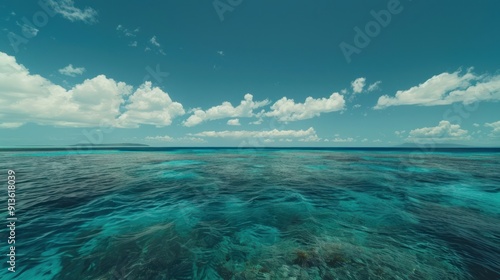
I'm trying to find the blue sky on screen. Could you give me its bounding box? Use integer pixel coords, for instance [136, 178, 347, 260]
[0, 0, 499, 147]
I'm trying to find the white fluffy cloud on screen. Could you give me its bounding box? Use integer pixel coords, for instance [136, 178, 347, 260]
[485, 121, 500, 135]
[116, 82, 185, 128]
[227, 118, 240, 126]
[351, 77, 366, 93]
[407, 121, 469, 141]
[375, 69, 500, 109]
[190, 127, 317, 139]
[265, 93, 345, 122]
[183, 94, 269, 127]
[0, 52, 183, 128]
[58, 64, 85, 77]
[47, 0, 98, 23]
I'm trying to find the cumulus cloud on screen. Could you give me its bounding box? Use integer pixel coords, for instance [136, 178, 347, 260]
[183, 94, 269, 127]
[485, 121, 500, 135]
[58, 64, 85, 77]
[375, 69, 500, 109]
[351, 77, 366, 93]
[217, 50, 224, 56]
[227, 118, 240, 126]
[46, 0, 98, 23]
[407, 121, 469, 141]
[0, 52, 183, 128]
[190, 127, 317, 139]
[265, 93, 345, 122]
[115, 82, 185, 128]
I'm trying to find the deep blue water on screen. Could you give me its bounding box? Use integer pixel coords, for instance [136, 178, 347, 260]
[0, 148, 499, 279]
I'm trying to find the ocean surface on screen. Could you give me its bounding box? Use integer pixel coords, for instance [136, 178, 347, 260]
[0, 148, 499, 279]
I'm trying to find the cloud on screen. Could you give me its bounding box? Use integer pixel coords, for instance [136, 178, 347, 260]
[265, 93, 345, 122]
[129, 41, 137, 47]
[227, 118, 240, 126]
[116, 24, 139, 37]
[250, 119, 263, 125]
[395, 130, 406, 137]
[406, 121, 469, 141]
[298, 135, 322, 142]
[331, 137, 354, 143]
[0, 52, 184, 128]
[217, 50, 224, 56]
[150, 36, 160, 47]
[367, 81, 381, 92]
[375, 69, 500, 109]
[148, 36, 165, 55]
[46, 0, 98, 23]
[145, 135, 173, 142]
[351, 77, 366, 93]
[116, 81, 185, 128]
[191, 127, 317, 139]
[0, 122, 23, 128]
[58, 64, 85, 77]
[144, 135, 207, 143]
[179, 137, 207, 143]
[485, 121, 500, 135]
[183, 94, 269, 127]
[17, 22, 39, 37]
[353, 104, 361, 108]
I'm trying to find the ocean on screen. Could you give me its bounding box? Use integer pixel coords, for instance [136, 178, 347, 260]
[0, 148, 499, 279]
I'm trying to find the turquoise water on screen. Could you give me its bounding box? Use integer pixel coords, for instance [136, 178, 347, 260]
[0, 148, 499, 279]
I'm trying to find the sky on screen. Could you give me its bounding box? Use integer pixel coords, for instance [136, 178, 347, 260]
[0, 0, 499, 147]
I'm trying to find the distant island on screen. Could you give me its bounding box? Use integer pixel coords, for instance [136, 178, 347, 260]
[396, 143, 472, 148]
[71, 143, 149, 147]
